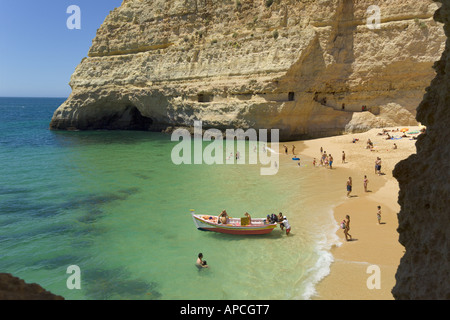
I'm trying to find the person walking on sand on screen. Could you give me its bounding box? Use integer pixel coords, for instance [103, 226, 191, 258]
[342, 151, 346, 164]
[329, 154, 334, 169]
[375, 157, 382, 175]
[346, 177, 352, 197]
[283, 144, 288, 155]
[364, 175, 369, 192]
[377, 206, 382, 225]
[344, 215, 352, 241]
[292, 145, 296, 156]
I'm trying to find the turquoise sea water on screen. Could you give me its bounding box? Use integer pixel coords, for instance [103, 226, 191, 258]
[0, 97, 342, 300]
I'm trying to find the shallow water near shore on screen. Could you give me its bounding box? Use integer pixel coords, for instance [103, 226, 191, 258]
[0, 97, 346, 300]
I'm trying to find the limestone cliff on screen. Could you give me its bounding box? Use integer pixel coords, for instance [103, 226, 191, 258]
[393, 0, 450, 300]
[50, 0, 445, 140]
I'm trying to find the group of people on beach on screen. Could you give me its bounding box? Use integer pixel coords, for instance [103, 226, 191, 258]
[314, 141, 386, 242]
[346, 175, 370, 197]
[311, 147, 334, 169]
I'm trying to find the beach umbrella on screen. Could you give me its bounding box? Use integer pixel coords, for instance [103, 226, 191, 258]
[400, 128, 409, 132]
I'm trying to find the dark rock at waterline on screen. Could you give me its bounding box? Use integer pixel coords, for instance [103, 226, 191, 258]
[0, 273, 64, 300]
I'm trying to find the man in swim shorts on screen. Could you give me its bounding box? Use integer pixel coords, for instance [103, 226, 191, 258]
[282, 216, 291, 235]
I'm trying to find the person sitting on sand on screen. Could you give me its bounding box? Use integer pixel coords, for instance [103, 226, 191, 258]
[218, 210, 229, 224]
[196, 253, 208, 269]
[393, 143, 397, 150]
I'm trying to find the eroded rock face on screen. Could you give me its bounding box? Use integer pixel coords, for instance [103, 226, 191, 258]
[50, 0, 445, 140]
[393, 0, 450, 300]
[0, 273, 64, 300]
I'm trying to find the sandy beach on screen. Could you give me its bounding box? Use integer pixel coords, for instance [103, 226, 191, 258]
[291, 126, 421, 300]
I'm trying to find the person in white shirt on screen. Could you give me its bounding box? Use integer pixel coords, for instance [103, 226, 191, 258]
[282, 216, 291, 236]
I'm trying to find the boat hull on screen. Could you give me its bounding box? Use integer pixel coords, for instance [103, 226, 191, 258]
[191, 213, 277, 235]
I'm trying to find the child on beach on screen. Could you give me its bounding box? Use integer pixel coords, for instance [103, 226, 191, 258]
[313, 158, 316, 167]
[329, 154, 333, 169]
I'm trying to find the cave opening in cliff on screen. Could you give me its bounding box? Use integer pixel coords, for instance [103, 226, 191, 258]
[100, 105, 153, 131]
[288, 92, 295, 101]
[125, 105, 153, 131]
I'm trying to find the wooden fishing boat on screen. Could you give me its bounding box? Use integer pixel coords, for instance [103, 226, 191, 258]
[190, 210, 277, 235]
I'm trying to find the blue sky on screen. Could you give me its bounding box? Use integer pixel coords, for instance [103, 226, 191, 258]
[0, 0, 123, 97]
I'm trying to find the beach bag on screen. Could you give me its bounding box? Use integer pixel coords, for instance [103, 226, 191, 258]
[341, 221, 346, 229]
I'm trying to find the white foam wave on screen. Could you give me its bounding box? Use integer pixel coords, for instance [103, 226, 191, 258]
[300, 208, 342, 300]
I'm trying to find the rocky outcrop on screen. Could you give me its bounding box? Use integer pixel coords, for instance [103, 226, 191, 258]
[0, 273, 64, 300]
[50, 0, 445, 140]
[392, 0, 450, 300]
[345, 103, 418, 132]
